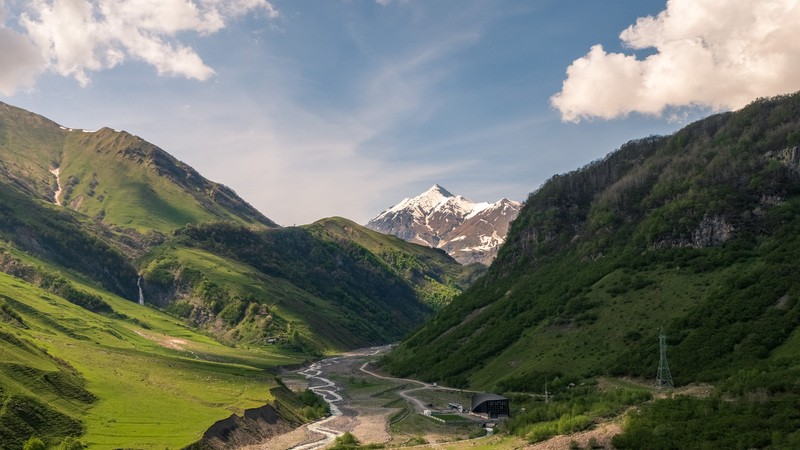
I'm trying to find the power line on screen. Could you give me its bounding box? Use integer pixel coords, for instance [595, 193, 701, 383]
[656, 327, 674, 390]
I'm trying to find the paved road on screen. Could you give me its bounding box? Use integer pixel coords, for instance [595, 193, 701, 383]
[359, 361, 478, 414]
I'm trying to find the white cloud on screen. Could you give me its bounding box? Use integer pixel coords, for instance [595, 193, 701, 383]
[0, 0, 277, 90]
[0, 27, 45, 95]
[552, 0, 800, 122]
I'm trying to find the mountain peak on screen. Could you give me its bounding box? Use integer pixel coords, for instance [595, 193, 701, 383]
[425, 184, 454, 198]
[366, 185, 521, 265]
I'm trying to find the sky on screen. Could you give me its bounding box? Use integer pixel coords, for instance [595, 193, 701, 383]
[2, 0, 800, 226]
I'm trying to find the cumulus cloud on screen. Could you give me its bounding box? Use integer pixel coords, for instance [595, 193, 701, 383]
[552, 0, 800, 122]
[0, 27, 45, 95]
[0, 0, 277, 91]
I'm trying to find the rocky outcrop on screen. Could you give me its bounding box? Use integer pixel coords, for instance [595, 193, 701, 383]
[768, 146, 800, 173]
[691, 215, 734, 248]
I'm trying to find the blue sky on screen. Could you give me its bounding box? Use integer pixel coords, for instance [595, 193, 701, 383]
[2, 0, 800, 225]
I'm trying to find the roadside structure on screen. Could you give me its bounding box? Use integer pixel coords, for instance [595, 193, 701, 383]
[470, 393, 509, 419]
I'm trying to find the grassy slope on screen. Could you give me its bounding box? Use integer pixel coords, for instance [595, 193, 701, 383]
[0, 178, 139, 298]
[0, 101, 274, 234]
[59, 129, 275, 233]
[467, 265, 711, 387]
[0, 102, 65, 200]
[135, 218, 482, 355]
[61, 130, 210, 232]
[142, 222, 435, 350]
[0, 271, 302, 449]
[141, 242, 365, 350]
[306, 217, 483, 309]
[383, 93, 800, 391]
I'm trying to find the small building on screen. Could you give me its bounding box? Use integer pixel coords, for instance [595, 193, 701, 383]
[471, 393, 509, 419]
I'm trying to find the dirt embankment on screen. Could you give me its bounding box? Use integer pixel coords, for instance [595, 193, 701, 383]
[187, 387, 305, 450]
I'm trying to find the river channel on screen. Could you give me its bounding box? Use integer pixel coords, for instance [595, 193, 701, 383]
[244, 345, 490, 449]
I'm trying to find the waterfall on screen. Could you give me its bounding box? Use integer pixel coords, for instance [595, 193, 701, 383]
[137, 276, 145, 305]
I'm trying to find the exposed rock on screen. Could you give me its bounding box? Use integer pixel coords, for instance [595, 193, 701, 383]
[691, 215, 734, 248]
[189, 403, 298, 450]
[769, 146, 800, 173]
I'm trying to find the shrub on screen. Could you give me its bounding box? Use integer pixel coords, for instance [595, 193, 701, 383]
[23, 437, 45, 450]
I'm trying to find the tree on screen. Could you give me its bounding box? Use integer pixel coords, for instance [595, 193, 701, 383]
[23, 437, 45, 450]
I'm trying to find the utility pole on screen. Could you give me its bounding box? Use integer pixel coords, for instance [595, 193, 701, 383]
[656, 327, 674, 390]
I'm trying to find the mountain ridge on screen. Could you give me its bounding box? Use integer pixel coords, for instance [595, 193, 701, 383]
[0, 101, 276, 234]
[366, 184, 521, 265]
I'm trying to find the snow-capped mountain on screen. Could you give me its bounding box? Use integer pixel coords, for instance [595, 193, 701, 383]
[366, 184, 522, 265]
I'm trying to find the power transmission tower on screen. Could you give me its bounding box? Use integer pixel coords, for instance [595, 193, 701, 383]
[544, 381, 550, 404]
[656, 327, 674, 390]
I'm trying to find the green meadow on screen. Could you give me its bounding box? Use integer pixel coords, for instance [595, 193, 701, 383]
[0, 271, 303, 449]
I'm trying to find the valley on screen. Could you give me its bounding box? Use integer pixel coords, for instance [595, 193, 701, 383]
[258, 347, 507, 450]
[3, 93, 800, 448]
[3, 1, 800, 448]
[0, 101, 480, 449]
[254, 349, 667, 450]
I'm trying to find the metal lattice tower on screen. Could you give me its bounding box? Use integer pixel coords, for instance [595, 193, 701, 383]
[656, 327, 674, 390]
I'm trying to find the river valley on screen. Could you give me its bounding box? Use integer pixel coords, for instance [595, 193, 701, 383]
[243, 346, 520, 450]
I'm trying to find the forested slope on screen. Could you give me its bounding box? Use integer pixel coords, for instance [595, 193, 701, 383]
[384, 93, 800, 389]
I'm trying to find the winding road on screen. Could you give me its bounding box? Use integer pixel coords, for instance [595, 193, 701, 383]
[359, 362, 478, 414]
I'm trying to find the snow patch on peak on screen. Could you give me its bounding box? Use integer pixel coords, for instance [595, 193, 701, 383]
[465, 201, 492, 220]
[366, 184, 522, 265]
[425, 184, 454, 197]
[387, 184, 457, 216]
[434, 195, 476, 216]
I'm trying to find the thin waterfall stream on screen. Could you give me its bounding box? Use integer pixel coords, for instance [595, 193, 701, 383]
[49, 167, 63, 206]
[137, 276, 145, 305]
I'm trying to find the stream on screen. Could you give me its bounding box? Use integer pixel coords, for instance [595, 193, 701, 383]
[50, 167, 63, 206]
[255, 346, 487, 450]
[289, 357, 347, 450]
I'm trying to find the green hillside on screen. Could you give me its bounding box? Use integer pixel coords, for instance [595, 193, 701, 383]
[382, 93, 800, 445]
[132, 218, 477, 353]
[141, 222, 432, 349]
[0, 102, 65, 201]
[0, 101, 274, 234]
[306, 217, 484, 309]
[58, 128, 276, 233]
[0, 270, 304, 449]
[0, 178, 138, 299]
